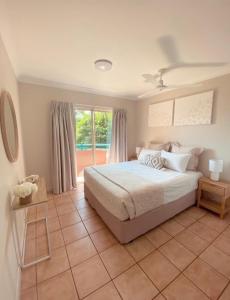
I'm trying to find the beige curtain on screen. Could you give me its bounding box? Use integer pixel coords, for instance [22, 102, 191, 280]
[51, 101, 77, 194]
[110, 109, 127, 162]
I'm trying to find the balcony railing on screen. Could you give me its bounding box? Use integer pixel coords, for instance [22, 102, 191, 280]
[76, 143, 110, 150]
[76, 144, 110, 177]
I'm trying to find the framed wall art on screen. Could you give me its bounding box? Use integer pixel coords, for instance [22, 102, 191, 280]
[174, 90, 213, 126]
[148, 100, 174, 127]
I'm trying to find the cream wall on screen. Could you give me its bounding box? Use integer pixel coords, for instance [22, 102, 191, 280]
[136, 73, 230, 181]
[19, 83, 137, 191]
[0, 36, 25, 300]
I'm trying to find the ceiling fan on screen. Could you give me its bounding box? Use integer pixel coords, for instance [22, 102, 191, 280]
[138, 35, 227, 99]
[139, 68, 202, 98]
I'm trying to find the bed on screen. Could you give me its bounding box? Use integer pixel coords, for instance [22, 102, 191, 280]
[84, 160, 202, 243]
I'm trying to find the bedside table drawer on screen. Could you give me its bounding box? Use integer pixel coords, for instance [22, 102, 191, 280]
[200, 182, 225, 196]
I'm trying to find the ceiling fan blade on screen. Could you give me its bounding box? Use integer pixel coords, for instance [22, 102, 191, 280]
[155, 62, 228, 75]
[178, 62, 227, 68]
[155, 35, 228, 77]
[165, 83, 203, 89]
[142, 73, 159, 83]
[157, 35, 180, 65]
[138, 89, 158, 99]
[139, 83, 203, 98]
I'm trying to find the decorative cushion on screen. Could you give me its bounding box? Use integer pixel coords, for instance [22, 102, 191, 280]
[142, 154, 165, 170]
[161, 150, 191, 173]
[138, 148, 160, 162]
[169, 141, 181, 152]
[171, 145, 204, 171]
[149, 142, 170, 151]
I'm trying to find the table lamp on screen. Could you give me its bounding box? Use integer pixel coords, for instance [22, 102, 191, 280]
[209, 159, 223, 181]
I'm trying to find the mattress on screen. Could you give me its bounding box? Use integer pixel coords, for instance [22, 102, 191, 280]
[84, 160, 202, 221]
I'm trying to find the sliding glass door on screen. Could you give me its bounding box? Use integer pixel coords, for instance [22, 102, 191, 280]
[75, 110, 94, 177]
[75, 109, 112, 178]
[94, 111, 112, 165]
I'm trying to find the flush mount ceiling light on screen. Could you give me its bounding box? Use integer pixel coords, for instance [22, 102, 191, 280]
[94, 59, 112, 72]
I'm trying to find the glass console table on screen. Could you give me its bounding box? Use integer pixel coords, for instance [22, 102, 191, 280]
[11, 178, 51, 268]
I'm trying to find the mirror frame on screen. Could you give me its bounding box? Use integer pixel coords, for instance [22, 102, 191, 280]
[0, 90, 19, 162]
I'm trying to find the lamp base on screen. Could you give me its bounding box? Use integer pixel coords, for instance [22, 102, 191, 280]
[210, 172, 220, 181]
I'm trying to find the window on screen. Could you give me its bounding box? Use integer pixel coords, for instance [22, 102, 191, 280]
[75, 108, 112, 178]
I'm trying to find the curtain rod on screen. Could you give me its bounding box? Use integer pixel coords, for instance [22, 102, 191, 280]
[74, 103, 113, 111]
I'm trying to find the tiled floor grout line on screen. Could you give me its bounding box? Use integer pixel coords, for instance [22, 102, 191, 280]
[217, 282, 230, 300]
[23, 195, 230, 300]
[28, 220, 229, 300]
[137, 213, 230, 299]
[79, 208, 125, 300]
[48, 200, 207, 295]
[79, 200, 160, 300]
[64, 244, 81, 299]
[214, 235, 230, 257]
[53, 194, 230, 269]
[35, 239, 38, 300]
[145, 231, 173, 249]
[124, 239, 156, 263]
[179, 218, 230, 279]
[33, 239, 83, 299]
[161, 210, 230, 257]
[137, 242, 211, 299]
[56, 189, 123, 299]
[178, 219, 230, 299]
[137, 248, 182, 296]
[81, 281, 118, 300]
[25, 207, 60, 299]
[89, 232, 118, 252]
[22, 196, 82, 297]
[84, 209, 170, 299]
[34, 266, 78, 294]
[182, 259, 229, 300]
[69, 251, 99, 267]
[158, 242, 198, 271]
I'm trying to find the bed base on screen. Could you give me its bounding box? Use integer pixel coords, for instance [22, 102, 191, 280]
[84, 184, 196, 244]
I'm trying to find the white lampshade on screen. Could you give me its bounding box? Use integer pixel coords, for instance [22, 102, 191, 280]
[209, 159, 223, 173]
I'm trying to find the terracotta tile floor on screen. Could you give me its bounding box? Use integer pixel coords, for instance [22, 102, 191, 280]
[21, 184, 230, 300]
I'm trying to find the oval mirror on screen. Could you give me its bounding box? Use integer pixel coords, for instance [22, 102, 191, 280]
[0, 90, 19, 162]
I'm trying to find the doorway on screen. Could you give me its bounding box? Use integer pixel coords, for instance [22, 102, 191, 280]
[75, 109, 112, 179]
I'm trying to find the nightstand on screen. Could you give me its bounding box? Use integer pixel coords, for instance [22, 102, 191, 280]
[197, 177, 230, 219]
[128, 155, 137, 161]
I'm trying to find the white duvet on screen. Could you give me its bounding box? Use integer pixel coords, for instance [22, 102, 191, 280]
[84, 160, 202, 221]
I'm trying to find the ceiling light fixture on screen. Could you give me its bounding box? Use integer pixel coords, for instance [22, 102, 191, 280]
[94, 59, 112, 72]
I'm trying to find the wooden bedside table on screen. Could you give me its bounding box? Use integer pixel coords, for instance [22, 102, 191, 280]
[128, 155, 137, 161]
[197, 177, 230, 219]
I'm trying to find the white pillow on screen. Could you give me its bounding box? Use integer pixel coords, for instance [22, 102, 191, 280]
[171, 145, 204, 171]
[138, 148, 160, 162]
[161, 150, 191, 173]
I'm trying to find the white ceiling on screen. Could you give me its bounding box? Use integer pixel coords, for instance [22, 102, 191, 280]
[1, 0, 230, 100]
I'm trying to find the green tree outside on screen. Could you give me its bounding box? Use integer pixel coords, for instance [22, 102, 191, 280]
[76, 111, 112, 149]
